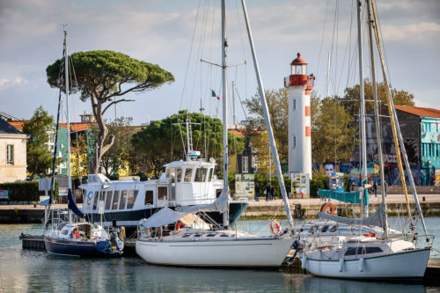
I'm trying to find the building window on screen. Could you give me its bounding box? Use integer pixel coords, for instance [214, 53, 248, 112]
[293, 136, 296, 149]
[6, 144, 14, 165]
[293, 99, 296, 110]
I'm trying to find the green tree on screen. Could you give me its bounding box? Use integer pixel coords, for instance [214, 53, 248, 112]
[244, 89, 289, 164]
[341, 80, 415, 116]
[101, 117, 138, 178]
[46, 50, 174, 173]
[312, 97, 357, 164]
[23, 107, 53, 178]
[132, 111, 243, 177]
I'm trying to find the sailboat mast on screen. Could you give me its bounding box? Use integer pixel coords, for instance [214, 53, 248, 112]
[240, 0, 294, 229]
[64, 29, 72, 191]
[366, 0, 388, 238]
[221, 0, 229, 227]
[370, 0, 428, 235]
[64, 29, 73, 223]
[357, 0, 369, 217]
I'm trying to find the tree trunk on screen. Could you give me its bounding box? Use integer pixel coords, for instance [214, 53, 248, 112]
[91, 97, 115, 174]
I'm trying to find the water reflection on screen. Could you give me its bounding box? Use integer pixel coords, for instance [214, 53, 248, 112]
[300, 276, 426, 293]
[0, 224, 439, 292]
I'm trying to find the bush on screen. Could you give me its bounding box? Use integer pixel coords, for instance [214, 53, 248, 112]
[0, 181, 40, 202]
[253, 173, 291, 198]
[310, 172, 328, 197]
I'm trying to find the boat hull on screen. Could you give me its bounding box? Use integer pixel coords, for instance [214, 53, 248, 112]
[44, 236, 121, 258]
[136, 237, 293, 268]
[303, 248, 431, 279]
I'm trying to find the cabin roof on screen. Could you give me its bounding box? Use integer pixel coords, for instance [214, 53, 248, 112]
[165, 159, 216, 168]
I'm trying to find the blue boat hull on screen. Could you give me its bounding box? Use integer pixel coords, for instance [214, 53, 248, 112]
[44, 236, 121, 258]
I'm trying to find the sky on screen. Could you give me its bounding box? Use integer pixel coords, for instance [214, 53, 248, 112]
[0, 0, 439, 125]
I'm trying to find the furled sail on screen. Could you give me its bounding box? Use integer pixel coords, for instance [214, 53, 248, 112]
[139, 207, 208, 229]
[67, 189, 84, 218]
[318, 205, 385, 227]
[139, 207, 186, 228]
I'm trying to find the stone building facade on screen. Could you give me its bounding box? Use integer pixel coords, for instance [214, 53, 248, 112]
[0, 118, 27, 183]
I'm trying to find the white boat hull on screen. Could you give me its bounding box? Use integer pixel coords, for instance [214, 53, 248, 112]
[136, 237, 293, 268]
[303, 248, 430, 279]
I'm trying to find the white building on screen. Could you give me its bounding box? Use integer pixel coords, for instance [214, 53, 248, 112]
[0, 118, 27, 183]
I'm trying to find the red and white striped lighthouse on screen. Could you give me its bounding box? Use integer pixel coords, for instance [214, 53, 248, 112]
[285, 53, 315, 179]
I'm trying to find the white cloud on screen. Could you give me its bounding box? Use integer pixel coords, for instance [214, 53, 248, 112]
[382, 22, 440, 41]
[0, 77, 27, 90]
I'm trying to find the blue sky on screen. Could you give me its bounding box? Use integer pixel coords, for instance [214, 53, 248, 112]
[0, 0, 439, 125]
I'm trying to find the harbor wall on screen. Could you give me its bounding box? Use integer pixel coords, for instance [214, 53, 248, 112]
[2, 196, 440, 223]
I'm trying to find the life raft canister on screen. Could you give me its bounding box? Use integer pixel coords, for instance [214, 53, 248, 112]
[320, 202, 337, 215]
[270, 220, 282, 235]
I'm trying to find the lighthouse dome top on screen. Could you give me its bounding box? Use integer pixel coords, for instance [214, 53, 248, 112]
[291, 53, 308, 66]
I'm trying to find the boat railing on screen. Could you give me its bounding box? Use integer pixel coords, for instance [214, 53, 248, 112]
[411, 234, 435, 249]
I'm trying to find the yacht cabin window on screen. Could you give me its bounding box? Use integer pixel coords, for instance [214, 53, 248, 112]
[112, 191, 120, 210]
[93, 191, 99, 209]
[96, 191, 105, 210]
[194, 167, 207, 182]
[105, 191, 113, 210]
[145, 190, 154, 205]
[158, 187, 168, 200]
[184, 168, 193, 182]
[166, 168, 176, 182]
[176, 168, 183, 182]
[208, 168, 213, 182]
[127, 190, 138, 209]
[119, 190, 128, 209]
[344, 246, 383, 256]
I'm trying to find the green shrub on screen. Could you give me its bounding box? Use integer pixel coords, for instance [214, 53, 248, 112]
[310, 172, 328, 197]
[0, 181, 40, 202]
[253, 173, 291, 198]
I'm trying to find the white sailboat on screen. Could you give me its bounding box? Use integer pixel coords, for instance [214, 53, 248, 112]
[301, 0, 432, 279]
[136, 0, 295, 268]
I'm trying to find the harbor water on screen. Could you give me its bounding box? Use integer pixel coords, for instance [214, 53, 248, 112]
[1, 219, 440, 292]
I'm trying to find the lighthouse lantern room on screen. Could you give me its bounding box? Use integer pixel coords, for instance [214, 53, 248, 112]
[285, 53, 315, 197]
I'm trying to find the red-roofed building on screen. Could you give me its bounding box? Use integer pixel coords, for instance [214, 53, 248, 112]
[396, 105, 440, 119]
[395, 106, 440, 181]
[351, 105, 440, 185]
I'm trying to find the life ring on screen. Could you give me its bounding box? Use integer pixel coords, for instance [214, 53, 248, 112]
[320, 202, 337, 215]
[270, 220, 281, 235]
[175, 221, 183, 231]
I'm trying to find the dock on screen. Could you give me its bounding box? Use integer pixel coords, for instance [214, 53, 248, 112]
[3, 194, 440, 223]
